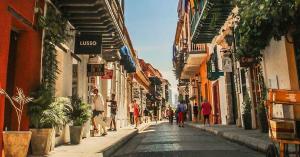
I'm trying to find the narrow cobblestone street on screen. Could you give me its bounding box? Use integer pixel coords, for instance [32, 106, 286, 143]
[112, 122, 264, 157]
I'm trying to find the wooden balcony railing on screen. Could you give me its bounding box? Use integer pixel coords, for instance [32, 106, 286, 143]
[109, 0, 124, 32]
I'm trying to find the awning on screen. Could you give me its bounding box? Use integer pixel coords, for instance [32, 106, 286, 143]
[119, 46, 136, 73]
[53, 0, 125, 50]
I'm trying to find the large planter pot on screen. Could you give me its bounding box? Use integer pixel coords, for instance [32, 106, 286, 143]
[243, 115, 252, 130]
[30, 128, 54, 155]
[69, 126, 83, 144]
[259, 111, 269, 133]
[3, 131, 31, 157]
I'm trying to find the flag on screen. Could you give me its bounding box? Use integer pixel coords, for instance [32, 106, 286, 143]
[177, 0, 182, 14]
[190, 0, 195, 9]
[184, 0, 189, 13]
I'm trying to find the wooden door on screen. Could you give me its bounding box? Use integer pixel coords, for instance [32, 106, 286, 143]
[4, 31, 18, 130]
[213, 81, 221, 124]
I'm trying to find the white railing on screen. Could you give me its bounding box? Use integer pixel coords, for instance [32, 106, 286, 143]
[190, 43, 206, 53]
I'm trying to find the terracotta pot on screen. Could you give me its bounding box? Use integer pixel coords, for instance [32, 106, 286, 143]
[69, 126, 83, 144]
[30, 128, 54, 155]
[3, 131, 32, 157]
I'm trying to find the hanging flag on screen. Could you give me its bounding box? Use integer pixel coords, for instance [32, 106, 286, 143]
[184, 0, 189, 13]
[190, 0, 195, 9]
[189, 0, 195, 15]
[177, 0, 182, 14]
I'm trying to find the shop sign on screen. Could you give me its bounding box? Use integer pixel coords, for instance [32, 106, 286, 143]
[132, 82, 141, 99]
[87, 64, 104, 76]
[207, 49, 224, 80]
[239, 57, 256, 67]
[101, 69, 113, 79]
[222, 56, 232, 72]
[75, 34, 102, 54]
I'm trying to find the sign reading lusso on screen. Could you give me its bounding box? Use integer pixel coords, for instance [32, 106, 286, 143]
[75, 34, 102, 54]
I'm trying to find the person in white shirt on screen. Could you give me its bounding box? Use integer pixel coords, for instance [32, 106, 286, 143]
[129, 101, 134, 125]
[92, 89, 107, 136]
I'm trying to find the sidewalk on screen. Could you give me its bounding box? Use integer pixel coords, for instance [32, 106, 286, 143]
[29, 122, 153, 157]
[186, 122, 272, 153]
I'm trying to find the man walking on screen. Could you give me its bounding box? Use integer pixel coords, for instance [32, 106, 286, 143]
[107, 94, 117, 131]
[143, 108, 149, 123]
[201, 99, 212, 126]
[193, 103, 199, 122]
[168, 106, 174, 125]
[92, 89, 107, 136]
[177, 101, 186, 127]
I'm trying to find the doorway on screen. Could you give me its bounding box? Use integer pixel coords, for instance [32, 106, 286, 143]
[4, 31, 18, 131]
[212, 81, 221, 124]
[294, 34, 300, 88]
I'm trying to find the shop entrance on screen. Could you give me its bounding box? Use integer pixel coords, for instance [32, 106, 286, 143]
[212, 81, 221, 124]
[249, 65, 262, 128]
[4, 31, 18, 131]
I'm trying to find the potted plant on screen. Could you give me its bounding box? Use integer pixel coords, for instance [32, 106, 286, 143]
[66, 95, 91, 144]
[27, 86, 70, 155]
[242, 93, 252, 130]
[0, 87, 33, 157]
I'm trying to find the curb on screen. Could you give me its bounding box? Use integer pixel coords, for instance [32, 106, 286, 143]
[186, 123, 270, 153]
[101, 123, 152, 157]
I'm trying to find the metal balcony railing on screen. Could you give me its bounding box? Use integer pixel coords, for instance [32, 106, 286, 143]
[190, 0, 208, 38]
[191, 0, 234, 43]
[190, 43, 206, 54]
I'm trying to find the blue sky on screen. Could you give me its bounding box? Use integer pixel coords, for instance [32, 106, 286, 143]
[125, 0, 179, 101]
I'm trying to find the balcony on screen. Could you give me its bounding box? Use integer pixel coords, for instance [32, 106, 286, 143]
[191, 0, 234, 43]
[54, 0, 125, 51]
[181, 44, 207, 79]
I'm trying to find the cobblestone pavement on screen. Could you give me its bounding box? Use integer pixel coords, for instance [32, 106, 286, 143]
[112, 122, 264, 157]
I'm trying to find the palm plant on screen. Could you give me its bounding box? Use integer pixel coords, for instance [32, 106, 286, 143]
[66, 95, 91, 126]
[27, 86, 71, 128]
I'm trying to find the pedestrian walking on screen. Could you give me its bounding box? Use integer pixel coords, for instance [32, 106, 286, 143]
[133, 100, 139, 129]
[175, 108, 179, 125]
[177, 101, 186, 127]
[168, 106, 174, 124]
[107, 94, 117, 131]
[201, 99, 212, 126]
[91, 89, 107, 136]
[143, 108, 149, 123]
[129, 101, 134, 125]
[153, 106, 158, 124]
[193, 103, 199, 122]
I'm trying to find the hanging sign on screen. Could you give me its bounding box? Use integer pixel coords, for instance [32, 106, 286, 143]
[239, 57, 256, 67]
[75, 34, 102, 54]
[101, 69, 113, 79]
[222, 56, 232, 72]
[132, 82, 140, 99]
[207, 48, 224, 80]
[87, 64, 104, 76]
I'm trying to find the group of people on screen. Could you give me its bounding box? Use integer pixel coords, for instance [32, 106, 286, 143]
[91, 88, 149, 136]
[91, 89, 118, 136]
[167, 99, 212, 128]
